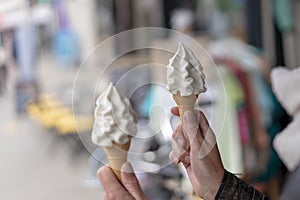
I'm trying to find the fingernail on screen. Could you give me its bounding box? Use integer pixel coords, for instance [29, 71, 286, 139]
[176, 138, 185, 147]
[184, 110, 195, 123]
[121, 162, 133, 173]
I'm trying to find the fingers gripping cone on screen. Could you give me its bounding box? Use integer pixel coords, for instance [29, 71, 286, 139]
[173, 93, 197, 148]
[103, 139, 131, 181]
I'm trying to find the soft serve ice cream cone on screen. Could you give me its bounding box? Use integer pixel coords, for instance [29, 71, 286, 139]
[167, 42, 206, 147]
[92, 83, 137, 181]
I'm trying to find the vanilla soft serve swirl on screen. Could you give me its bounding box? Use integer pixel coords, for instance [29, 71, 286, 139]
[92, 83, 137, 147]
[167, 42, 206, 96]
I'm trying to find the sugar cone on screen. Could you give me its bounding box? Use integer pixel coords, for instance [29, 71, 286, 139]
[103, 139, 131, 181]
[173, 94, 197, 149]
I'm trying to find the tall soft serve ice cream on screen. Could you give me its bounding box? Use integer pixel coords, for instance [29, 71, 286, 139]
[167, 42, 206, 148]
[92, 83, 137, 181]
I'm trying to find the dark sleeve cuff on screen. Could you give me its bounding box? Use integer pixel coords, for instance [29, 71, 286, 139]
[215, 170, 271, 200]
[215, 170, 229, 199]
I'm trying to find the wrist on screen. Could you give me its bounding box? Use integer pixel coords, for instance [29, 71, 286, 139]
[202, 169, 225, 200]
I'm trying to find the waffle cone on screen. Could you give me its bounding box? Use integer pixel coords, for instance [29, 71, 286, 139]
[103, 139, 131, 181]
[173, 94, 197, 148]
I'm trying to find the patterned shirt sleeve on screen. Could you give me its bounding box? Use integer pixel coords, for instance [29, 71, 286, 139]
[215, 170, 271, 200]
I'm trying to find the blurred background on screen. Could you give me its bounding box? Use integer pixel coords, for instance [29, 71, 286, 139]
[0, 0, 299, 199]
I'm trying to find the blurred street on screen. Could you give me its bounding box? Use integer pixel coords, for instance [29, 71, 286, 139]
[0, 55, 101, 200]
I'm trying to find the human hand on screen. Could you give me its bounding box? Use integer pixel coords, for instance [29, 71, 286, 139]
[169, 107, 225, 200]
[98, 162, 148, 200]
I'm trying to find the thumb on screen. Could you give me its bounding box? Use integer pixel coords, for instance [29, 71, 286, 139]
[183, 110, 203, 151]
[121, 162, 146, 200]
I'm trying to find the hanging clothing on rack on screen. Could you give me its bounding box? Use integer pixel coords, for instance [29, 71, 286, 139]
[208, 38, 283, 183]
